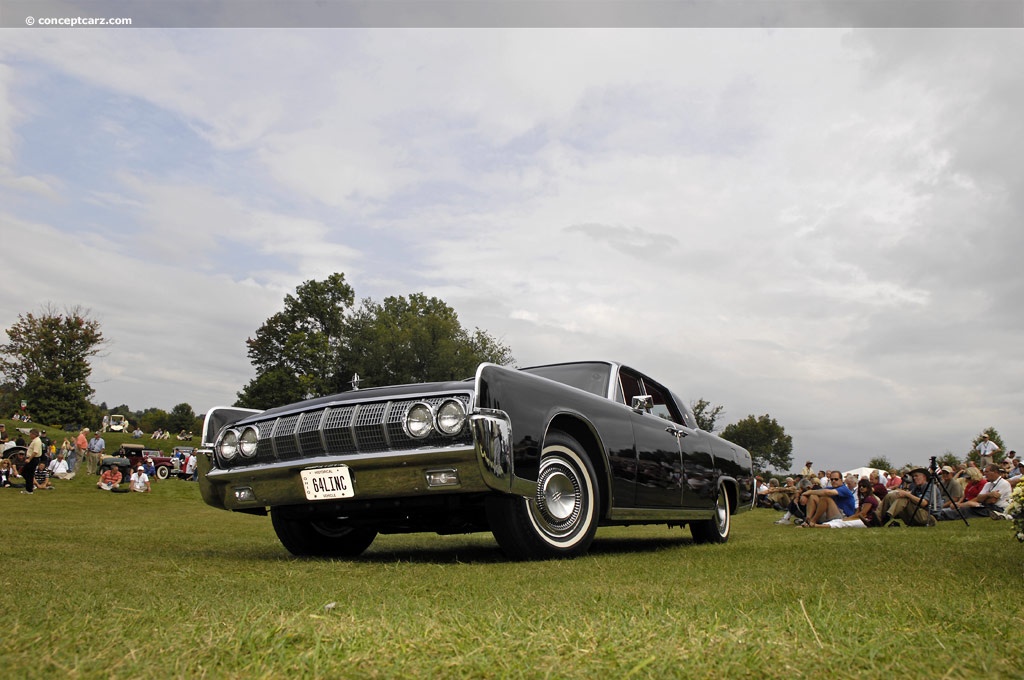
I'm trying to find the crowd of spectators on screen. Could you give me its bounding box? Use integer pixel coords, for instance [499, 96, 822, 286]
[757, 455, 1021, 528]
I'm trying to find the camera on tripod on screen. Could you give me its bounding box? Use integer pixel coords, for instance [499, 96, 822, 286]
[929, 455, 938, 472]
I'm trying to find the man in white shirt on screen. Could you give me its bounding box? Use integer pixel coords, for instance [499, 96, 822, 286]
[130, 466, 151, 493]
[976, 434, 1000, 467]
[48, 451, 75, 480]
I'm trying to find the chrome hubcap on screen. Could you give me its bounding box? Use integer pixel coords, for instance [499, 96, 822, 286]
[541, 471, 576, 521]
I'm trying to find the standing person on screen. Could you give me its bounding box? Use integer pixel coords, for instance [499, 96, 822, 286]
[87, 431, 106, 476]
[976, 434, 1000, 467]
[76, 428, 90, 474]
[20, 428, 43, 495]
[800, 460, 814, 478]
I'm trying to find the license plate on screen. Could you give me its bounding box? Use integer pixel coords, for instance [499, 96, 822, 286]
[300, 465, 355, 500]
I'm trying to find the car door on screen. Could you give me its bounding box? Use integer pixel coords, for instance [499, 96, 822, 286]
[617, 369, 686, 508]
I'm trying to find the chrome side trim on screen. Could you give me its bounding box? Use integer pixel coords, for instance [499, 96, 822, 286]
[608, 507, 714, 521]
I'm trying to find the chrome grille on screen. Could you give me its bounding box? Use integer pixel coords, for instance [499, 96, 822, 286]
[218, 394, 472, 469]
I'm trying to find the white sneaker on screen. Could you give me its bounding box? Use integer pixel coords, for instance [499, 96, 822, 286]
[774, 517, 791, 525]
[990, 510, 1010, 520]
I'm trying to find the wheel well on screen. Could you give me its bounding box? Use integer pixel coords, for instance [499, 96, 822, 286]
[720, 478, 738, 514]
[547, 415, 609, 518]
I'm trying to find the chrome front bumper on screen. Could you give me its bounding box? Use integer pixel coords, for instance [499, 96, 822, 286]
[201, 408, 533, 511]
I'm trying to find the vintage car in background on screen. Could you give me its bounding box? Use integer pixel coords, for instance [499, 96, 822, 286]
[102, 444, 177, 480]
[198, 361, 754, 560]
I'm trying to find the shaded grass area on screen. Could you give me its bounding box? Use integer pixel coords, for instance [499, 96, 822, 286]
[1, 473, 1021, 679]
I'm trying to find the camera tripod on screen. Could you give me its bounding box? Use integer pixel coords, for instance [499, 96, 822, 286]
[910, 456, 969, 526]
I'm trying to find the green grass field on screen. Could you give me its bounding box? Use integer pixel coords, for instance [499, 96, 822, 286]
[2, 425, 1022, 678]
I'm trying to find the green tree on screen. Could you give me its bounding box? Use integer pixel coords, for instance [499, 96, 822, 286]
[867, 456, 893, 472]
[168, 403, 197, 434]
[239, 273, 356, 403]
[720, 414, 793, 473]
[690, 399, 725, 432]
[967, 427, 1006, 465]
[0, 305, 105, 427]
[236, 275, 514, 408]
[342, 293, 514, 387]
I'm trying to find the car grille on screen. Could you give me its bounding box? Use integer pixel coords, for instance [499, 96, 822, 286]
[218, 394, 473, 469]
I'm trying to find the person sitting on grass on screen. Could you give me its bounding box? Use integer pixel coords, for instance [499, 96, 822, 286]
[799, 470, 857, 527]
[97, 467, 122, 491]
[937, 464, 1011, 520]
[959, 466, 986, 502]
[810, 479, 882, 528]
[774, 475, 817, 524]
[880, 467, 935, 526]
[34, 464, 55, 490]
[130, 466, 151, 493]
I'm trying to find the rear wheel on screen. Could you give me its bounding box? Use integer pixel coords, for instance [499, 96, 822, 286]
[270, 508, 378, 558]
[690, 486, 731, 544]
[155, 466, 169, 480]
[486, 432, 599, 560]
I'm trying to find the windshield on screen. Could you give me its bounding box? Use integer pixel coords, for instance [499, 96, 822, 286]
[521, 362, 611, 397]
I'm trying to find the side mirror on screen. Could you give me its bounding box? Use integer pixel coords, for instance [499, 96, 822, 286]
[631, 395, 654, 413]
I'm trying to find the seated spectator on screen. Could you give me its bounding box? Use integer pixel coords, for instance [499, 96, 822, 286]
[937, 466, 964, 508]
[132, 427, 144, 439]
[937, 464, 1012, 520]
[755, 476, 772, 508]
[142, 457, 156, 477]
[34, 465, 54, 490]
[48, 451, 75, 480]
[97, 467, 122, 491]
[800, 471, 857, 527]
[775, 476, 819, 524]
[768, 477, 795, 510]
[811, 479, 882, 528]
[0, 459, 15, 487]
[886, 469, 902, 491]
[880, 467, 935, 526]
[868, 470, 888, 500]
[129, 466, 151, 493]
[959, 467, 986, 502]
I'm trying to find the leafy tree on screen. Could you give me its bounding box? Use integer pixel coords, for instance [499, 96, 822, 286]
[239, 273, 356, 404]
[135, 407, 170, 433]
[867, 456, 893, 472]
[168, 402, 197, 434]
[720, 414, 793, 473]
[690, 399, 725, 432]
[936, 452, 961, 469]
[0, 305, 105, 427]
[967, 427, 1006, 465]
[342, 293, 514, 387]
[236, 275, 514, 408]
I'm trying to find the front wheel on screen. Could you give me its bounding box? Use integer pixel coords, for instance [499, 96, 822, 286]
[270, 508, 377, 558]
[486, 432, 600, 560]
[690, 486, 731, 544]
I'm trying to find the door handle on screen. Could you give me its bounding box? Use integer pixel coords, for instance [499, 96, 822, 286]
[666, 427, 688, 438]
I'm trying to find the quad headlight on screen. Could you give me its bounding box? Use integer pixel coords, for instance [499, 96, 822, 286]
[435, 399, 467, 435]
[239, 426, 259, 457]
[404, 402, 434, 439]
[218, 429, 239, 461]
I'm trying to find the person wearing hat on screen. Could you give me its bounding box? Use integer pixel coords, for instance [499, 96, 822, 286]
[976, 434, 1000, 468]
[879, 467, 935, 527]
[129, 465, 151, 493]
[800, 461, 814, 478]
[937, 465, 964, 509]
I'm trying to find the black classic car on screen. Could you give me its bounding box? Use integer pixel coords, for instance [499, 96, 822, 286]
[198, 361, 754, 560]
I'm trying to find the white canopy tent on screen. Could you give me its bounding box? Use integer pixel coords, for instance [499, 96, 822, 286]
[842, 467, 888, 482]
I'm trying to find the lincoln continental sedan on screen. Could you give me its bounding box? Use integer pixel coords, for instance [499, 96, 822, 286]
[198, 361, 754, 560]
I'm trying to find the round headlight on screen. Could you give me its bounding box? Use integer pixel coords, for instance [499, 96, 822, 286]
[218, 429, 239, 461]
[239, 426, 259, 458]
[435, 399, 466, 435]
[404, 402, 433, 439]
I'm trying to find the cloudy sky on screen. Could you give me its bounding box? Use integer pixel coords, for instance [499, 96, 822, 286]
[1, 11, 1021, 471]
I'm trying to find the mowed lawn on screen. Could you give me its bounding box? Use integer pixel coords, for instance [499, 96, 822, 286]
[1, 471, 1021, 679]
